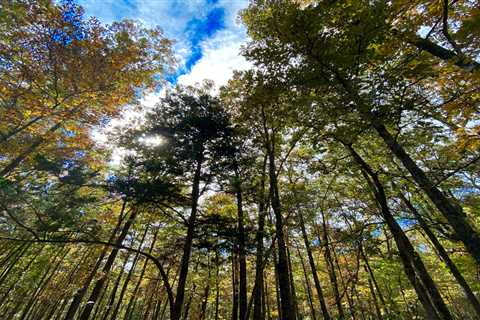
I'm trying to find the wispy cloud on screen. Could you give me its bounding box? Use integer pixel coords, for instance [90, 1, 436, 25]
[81, 0, 250, 165]
[78, 0, 249, 85]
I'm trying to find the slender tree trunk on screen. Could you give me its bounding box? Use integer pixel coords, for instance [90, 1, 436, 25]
[320, 212, 344, 319]
[286, 239, 300, 319]
[0, 243, 31, 287]
[101, 249, 132, 320]
[298, 210, 331, 320]
[215, 247, 220, 320]
[369, 120, 480, 264]
[234, 166, 248, 320]
[264, 270, 272, 320]
[19, 246, 68, 320]
[110, 226, 149, 320]
[347, 143, 452, 320]
[397, 189, 480, 317]
[297, 245, 317, 320]
[272, 244, 282, 320]
[267, 133, 296, 320]
[232, 250, 239, 320]
[365, 264, 383, 320]
[124, 228, 159, 319]
[64, 201, 127, 320]
[253, 155, 267, 320]
[78, 208, 138, 320]
[171, 157, 203, 320]
[199, 257, 211, 320]
[182, 283, 196, 320]
[0, 245, 44, 309]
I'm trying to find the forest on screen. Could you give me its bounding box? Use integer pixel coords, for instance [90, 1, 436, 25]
[0, 0, 480, 319]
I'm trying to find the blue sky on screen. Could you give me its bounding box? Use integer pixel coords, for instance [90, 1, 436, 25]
[77, 0, 250, 86]
[82, 0, 251, 162]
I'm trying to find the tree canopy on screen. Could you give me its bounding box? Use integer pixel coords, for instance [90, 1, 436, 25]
[0, 1, 479, 320]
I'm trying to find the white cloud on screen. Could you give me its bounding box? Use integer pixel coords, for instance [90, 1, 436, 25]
[177, 30, 251, 88]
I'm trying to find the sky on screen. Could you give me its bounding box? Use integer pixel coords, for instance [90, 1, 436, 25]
[78, 0, 252, 163]
[77, 0, 251, 87]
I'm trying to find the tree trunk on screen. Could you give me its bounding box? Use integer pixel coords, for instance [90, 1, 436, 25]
[234, 166, 248, 320]
[100, 249, 132, 320]
[297, 245, 317, 320]
[124, 227, 159, 319]
[398, 189, 480, 317]
[347, 143, 452, 320]
[64, 201, 127, 320]
[286, 238, 300, 319]
[320, 212, 344, 319]
[267, 133, 296, 320]
[370, 120, 480, 264]
[232, 250, 239, 320]
[298, 210, 331, 320]
[19, 246, 68, 320]
[110, 226, 149, 320]
[78, 208, 138, 320]
[171, 157, 203, 320]
[253, 155, 267, 320]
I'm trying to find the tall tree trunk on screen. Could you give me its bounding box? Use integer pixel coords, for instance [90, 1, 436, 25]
[19, 246, 68, 320]
[369, 119, 480, 264]
[286, 238, 300, 319]
[124, 227, 159, 319]
[253, 155, 267, 320]
[272, 245, 282, 320]
[232, 250, 239, 320]
[64, 201, 127, 320]
[298, 210, 331, 320]
[346, 143, 452, 320]
[199, 256, 211, 320]
[101, 249, 132, 320]
[78, 208, 138, 320]
[215, 247, 220, 320]
[171, 157, 203, 320]
[397, 189, 480, 317]
[297, 245, 317, 320]
[234, 165, 248, 320]
[0, 243, 31, 287]
[110, 226, 149, 320]
[267, 132, 296, 320]
[0, 245, 44, 309]
[182, 283, 196, 320]
[264, 270, 272, 320]
[365, 264, 383, 320]
[320, 212, 344, 319]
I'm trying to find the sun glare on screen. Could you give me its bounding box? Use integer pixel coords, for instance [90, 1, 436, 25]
[138, 135, 164, 147]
